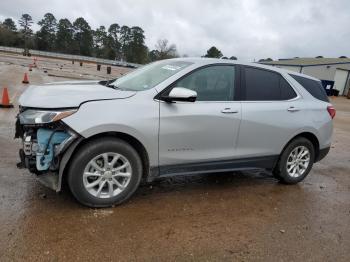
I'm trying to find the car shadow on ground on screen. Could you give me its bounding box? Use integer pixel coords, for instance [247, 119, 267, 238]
[36, 169, 280, 209]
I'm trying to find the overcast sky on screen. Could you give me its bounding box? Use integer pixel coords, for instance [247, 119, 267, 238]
[0, 0, 349, 61]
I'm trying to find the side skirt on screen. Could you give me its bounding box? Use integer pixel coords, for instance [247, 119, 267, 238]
[148, 155, 279, 182]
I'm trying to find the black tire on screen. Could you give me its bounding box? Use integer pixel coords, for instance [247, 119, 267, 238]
[68, 137, 142, 207]
[273, 137, 315, 184]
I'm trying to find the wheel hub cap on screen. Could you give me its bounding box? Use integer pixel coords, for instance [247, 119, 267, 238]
[104, 171, 112, 179]
[286, 146, 310, 178]
[82, 152, 132, 199]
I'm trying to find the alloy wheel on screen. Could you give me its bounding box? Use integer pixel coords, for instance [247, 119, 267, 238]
[286, 146, 310, 178]
[83, 152, 132, 198]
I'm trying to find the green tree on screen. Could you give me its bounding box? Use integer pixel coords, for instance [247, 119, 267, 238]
[229, 56, 237, 60]
[108, 23, 120, 40]
[127, 26, 148, 64]
[151, 39, 178, 60]
[148, 49, 160, 62]
[92, 25, 121, 59]
[102, 36, 117, 60]
[119, 25, 131, 61]
[36, 13, 57, 51]
[73, 17, 93, 56]
[0, 18, 20, 47]
[18, 14, 33, 53]
[93, 26, 107, 57]
[2, 18, 17, 31]
[55, 18, 74, 53]
[258, 58, 273, 62]
[204, 46, 223, 58]
[0, 23, 19, 47]
[2, 14, 161, 63]
[107, 23, 121, 59]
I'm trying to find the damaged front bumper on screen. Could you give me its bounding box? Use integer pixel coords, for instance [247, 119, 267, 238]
[15, 108, 82, 191]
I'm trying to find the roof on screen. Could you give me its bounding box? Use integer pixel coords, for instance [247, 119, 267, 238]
[260, 57, 350, 67]
[168, 57, 275, 70]
[166, 57, 320, 81]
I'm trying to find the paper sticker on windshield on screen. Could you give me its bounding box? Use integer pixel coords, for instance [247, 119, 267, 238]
[162, 65, 182, 71]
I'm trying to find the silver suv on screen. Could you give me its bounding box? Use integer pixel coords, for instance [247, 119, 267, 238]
[16, 58, 334, 207]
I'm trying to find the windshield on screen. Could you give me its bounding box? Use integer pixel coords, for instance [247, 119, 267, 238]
[111, 60, 193, 91]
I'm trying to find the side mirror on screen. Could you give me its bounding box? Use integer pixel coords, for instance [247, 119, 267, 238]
[162, 87, 197, 103]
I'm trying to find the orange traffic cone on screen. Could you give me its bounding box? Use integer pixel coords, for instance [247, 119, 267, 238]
[22, 73, 29, 84]
[0, 87, 14, 108]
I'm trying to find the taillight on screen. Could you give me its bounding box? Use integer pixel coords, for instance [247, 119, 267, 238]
[327, 105, 336, 119]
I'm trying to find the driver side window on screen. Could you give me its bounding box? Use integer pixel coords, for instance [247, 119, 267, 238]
[174, 65, 235, 101]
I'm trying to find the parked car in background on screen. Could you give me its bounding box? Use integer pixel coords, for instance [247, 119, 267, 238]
[16, 58, 334, 207]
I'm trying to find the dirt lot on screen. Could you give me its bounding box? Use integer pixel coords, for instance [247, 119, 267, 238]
[0, 53, 349, 261]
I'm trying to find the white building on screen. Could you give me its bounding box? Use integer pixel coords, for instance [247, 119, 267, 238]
[260, 57, 350, 96]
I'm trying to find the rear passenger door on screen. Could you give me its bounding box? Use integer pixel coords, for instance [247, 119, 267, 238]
[237, 66, 302, 158]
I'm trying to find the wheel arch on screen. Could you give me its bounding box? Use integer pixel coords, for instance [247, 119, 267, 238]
[280, 132, 320, 162]
[58, 131, 150, 192]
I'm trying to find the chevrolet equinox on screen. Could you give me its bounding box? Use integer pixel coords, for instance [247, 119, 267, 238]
[16, 58, 334, 207]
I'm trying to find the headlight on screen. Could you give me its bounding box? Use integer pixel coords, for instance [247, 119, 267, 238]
[19, 109, 77, 124]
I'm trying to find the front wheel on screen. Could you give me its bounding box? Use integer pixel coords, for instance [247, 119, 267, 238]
[68, 137, 143, 207]
[273, 137, 315, 184]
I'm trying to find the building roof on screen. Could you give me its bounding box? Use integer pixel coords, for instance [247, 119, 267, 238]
[260, 57, 350, 67]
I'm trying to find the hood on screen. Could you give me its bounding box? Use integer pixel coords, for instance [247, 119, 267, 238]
[19, 80, 136, 108]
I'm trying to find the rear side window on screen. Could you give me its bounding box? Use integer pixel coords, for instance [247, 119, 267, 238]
[280, 77, 297, 100]
[290, 74, 329, 102]
[244, 67, 297, 100]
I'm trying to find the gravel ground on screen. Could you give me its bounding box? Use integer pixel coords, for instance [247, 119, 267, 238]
[0, 53, 349, 261]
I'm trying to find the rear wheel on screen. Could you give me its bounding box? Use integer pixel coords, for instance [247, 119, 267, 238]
[68, 137, 142, 207]
[273, 137, 315, 184]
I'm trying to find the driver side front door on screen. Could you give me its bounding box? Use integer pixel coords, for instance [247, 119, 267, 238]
[158, 65, 241, 174]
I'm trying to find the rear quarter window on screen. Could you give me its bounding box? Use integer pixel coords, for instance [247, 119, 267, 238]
[244, 67, 280, 100]
[243, 67, 297, 101]
[280, 77, 298, 100]
[290, 74, 329, 102]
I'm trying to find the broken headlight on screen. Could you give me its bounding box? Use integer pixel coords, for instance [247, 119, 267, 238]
[19, 109, 77, 125]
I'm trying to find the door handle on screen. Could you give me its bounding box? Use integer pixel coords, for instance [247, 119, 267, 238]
[221, 108, 239, 114]
[287, 106, 300, 112]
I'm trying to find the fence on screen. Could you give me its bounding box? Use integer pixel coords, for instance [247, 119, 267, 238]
[0, 46, 140, 68]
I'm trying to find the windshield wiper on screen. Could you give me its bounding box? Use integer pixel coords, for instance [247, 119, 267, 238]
[106, 82, 126, 91]
[106, 83, 119, 89]
[99, 79, 120, 89]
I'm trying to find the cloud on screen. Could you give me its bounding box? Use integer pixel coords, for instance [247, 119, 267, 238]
[0, 0, 349, 61]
